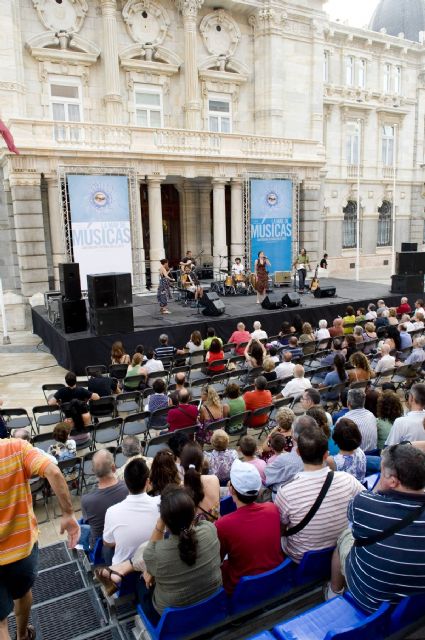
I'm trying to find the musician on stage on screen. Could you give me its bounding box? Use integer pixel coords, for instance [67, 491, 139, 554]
[182, 262, 203, 302]
[254, 251, 271, 304]
[293, 248, 310, 294]
[180, 250, 196, 270]
[157, 258, 174, 315]
[231, 257, 245, 276]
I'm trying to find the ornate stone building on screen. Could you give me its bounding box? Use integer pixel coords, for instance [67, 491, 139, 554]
[0, 0, 424, 323]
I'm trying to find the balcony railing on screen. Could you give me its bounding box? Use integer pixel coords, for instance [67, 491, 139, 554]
[382, 166, 395, 180]
[347, 165, 363, 179]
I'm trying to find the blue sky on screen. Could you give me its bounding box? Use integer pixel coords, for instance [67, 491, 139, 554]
[324, 0, 380, 28]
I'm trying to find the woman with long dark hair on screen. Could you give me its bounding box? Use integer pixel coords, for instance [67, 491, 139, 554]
[254, 251, 271, 303]
[148, 449, 181, 496]
[157, 258, 174, 315]
[244, 338, 266, 369]
[180, 441, 220, 523]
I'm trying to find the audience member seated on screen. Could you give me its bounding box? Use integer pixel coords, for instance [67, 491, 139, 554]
[244, 338, 266, 369]
[167, 389, 199, 432]
[347, 352, 375, 384]
[215, 460, 284, 594]
[352, 325, 364, 345]
[340, 388, 377, 452]
[278, 322, 294, 346]
[376, 391, 403, 450]
[388, 307, 399, 326]
[148, 449, 181, 496]
[320, 339, 345, 369]
[285, 336, 304, 360]
[80, 450, 128, 556]
[400, 313, 415, 332]
[298, 323, 315, 354]
[275, 417, 364, 563]
[223, 383, 246, 432]
[49, 371, 99, 407]
[116, 435, 152, 481]
[413, 298, 425, 317]
[292, 314, 303, 334]
[321, 354, 348, 399]
[375, 307, 390, 329]
[88, 371, 119, 397]
[181, 441, 220, 523]
[301, 388, 332, 427]
[342, 306, 356, 334]
[385, 383, 425, 445]
[280, 365, 312, 399]
[398, 324, 413, 351]
[365, 303, 377, 321]
[355, 307, 366, 323]
[261, 408, 295, 462]
[124, 353, 147, 390]
[198, 385, 226, 444]
[327, 418, 366, 482]
[383, 325, 401, 352]
[373, 344, 395, 374]
[396, 296, 411, 315]
[111, 341, 131, 365]
[204, 430, 238, 486]
[147, 378, 169, 412]
[239, 435, 266, 484]
[315, 319, 330, 343]
[327, 444, 425, 608]
[251, 321, 268, 340]
[47, 423, 77, 479]
[362, 322, 377, 343]
[276, 352, 295, 381]
[228, 322, 251, 356]
[268, 345, 280, 364]
[262, 357, 277, 383]
[343, 335, 357, 359]
[399, 336, 425, 367]
[173, 372, 187, 392]
[203, 327, 223, 351]
[265, 431, 303, 500]
[205, 338, 226, 373]
[144, 350, 165, 376]
[185, 330, 204, 363]
[154, 333, 177, 361]
[102, 458, 160, 564]
[62, 397, 93, 448]
[332, 388, 349, 424]
[14, 428, 57, 465]
[329, 317, 344, 338]
[243, 376, 272, 427]
[134, 344, 147, 363]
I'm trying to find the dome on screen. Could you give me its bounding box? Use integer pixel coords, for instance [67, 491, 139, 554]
[369, 0, 425, 42]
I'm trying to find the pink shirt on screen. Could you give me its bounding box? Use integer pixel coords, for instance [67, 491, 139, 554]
[246, 457, 267, 484]
[229, 330, 251, 356]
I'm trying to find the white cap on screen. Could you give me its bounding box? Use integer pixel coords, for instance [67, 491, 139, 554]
[230, 459, 262, 496]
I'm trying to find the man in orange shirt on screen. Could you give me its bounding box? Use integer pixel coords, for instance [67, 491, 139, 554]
[0, 438, 80, 640]
[243, 376, 272, 428]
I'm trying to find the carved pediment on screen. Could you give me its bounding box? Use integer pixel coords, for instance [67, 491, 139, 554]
[119, 43, 181, 76]
[26, 32, 100, 65]
[32, 0, 88, 33]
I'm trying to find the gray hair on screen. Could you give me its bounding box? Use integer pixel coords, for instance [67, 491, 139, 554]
[353, 325, 363, 336]
[159, 333, 168, 343]
[121, 435, 142, 458]
[409, 383, 425, 408]
[237, 322, 245, 330]
[292, 414, 317, 440]
[13, 428, 31, 441]
[319, 319, 328, 329]
[347, 388, 365, 410]
[92, 449, 115, 478]
[253, 321, 261, 330]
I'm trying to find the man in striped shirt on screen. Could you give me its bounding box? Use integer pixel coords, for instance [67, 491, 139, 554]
[0, 438, 80, 640]
[275, 416, 364, 563]
[339, 388, 377, 452]
[328, 444, 425, 611]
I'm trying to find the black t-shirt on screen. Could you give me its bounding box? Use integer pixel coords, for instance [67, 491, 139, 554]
[88, 377, 117, 397]
[320, 258, 328, 269]
[54, 386, 91, 404]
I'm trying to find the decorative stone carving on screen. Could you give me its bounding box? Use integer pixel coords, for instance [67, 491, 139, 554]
[176, 0, 203, 19]
[249, 6, 287, 36]
[26, 32, 100, 66]
[32, 0, 88, 33]
[122, 0, 170, 47]
[199, 10, 241, 58]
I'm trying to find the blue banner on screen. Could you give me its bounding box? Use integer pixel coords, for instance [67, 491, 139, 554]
[250, 178, 293, 273]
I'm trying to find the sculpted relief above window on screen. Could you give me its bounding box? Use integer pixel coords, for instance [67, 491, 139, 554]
[122, 0, 170, 46]
[200, 10, 241, 58]
[32, 0, 88, 33]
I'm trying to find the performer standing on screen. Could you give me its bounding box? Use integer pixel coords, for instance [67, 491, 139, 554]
[293, 248, 310, 294]
[254, 251, 271, 304]
[157, 258, 174, 315]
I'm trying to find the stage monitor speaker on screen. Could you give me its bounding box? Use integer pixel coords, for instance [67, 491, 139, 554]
[274, 271, 292, 286]
[262, 294, 282, 310]
[201, 291, 225, 316]
[282, 292, 300, 307]
[113, 273, 133, 307]
[59, 263, 81, 301]
[313, 286, 336, 298]
[87, 274, 117, 309]
[401, 243, 418, 252]
[59, 299, 87, 333]
[89, 306, 134, 336]
[396, 252, 425, 276]
[391, 274, 424, 294]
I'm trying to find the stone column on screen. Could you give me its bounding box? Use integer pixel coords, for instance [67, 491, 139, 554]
[134, 180, 147, 293]
[362, 213, 378, 255]
[100, 0, 122, 124]
[147, 176, 165, 288]
[230, 178, 244, 263]
[212, 178, 227, 273]
[182, 180, 199, 253]
[46, 175, 66, 288]
[177, 0, 203, 130]
[299, 179, 322, 266]
[198, 181, 212, 263]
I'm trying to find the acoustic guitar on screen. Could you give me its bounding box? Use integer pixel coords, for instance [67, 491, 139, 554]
[310, 264, 320, 292]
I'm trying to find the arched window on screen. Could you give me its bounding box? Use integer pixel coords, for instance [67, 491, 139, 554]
[342, 200, 357, 248]
[377, 200, 392, 247]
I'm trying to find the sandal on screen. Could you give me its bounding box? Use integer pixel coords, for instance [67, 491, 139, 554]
[14, 625, 36, 640]
[95, 567, 124, 596]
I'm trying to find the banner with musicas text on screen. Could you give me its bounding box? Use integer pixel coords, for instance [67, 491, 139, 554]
[67, 175, 133, 289]
[250, 178, 293, 273]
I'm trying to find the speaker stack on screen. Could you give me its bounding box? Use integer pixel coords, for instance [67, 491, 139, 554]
[313, 286, 336, 299]
[58, 263, 87, 333]
[391, 251, 425, 294]
[87, 273, 134, 335]
[201, 291, 225, 316]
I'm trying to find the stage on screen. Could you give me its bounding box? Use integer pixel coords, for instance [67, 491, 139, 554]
[31, 277, 407, 375]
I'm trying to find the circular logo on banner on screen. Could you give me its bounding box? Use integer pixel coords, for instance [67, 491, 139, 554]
[266, 191, 278, 207]
[91, 189, 110, 209]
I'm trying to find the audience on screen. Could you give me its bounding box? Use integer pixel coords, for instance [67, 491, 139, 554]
[373, 343, 395, 374]
[181, 441, 220, 522]
[205, 338, 226, 373]
[199, 385, 226, 444]
[49, 371, 99, 408]
[167, 389, 199, 432]
[385, 383, 425, 445]
[298, 322, 315, 354]
[111, 341, 130, 365]
[185, 330, 204, 363]
[228, 322, 251, 356]
[342, 306, 356, 334]
[396, 296, 411, 315]
[276, 351, 295, 380]
[239, 435, 266, 483]
[376, 391, 403, 450]
[280, 365, 312, 399]
[154, 334, 178, 361]
[148, 449, 181, 496]
[243, 376, 272, 427]
[401, 336, 425, 366]
[322, 354, 348, 397]
[88, 371, 119, 397]
[347, 352, 374, 383]
[223, 383, 246, 431]
[204, 430, 238, 486]
[147, 378, 169, 412]
[341, 388, 377, 452]
[144, 349, 165, 375]
[48, 422, 76, 463]
[327, 418, 366, 482]
[244, 338, 266, 369]
[124, 353, 147, 390]
[261, 407, 295, 462]
[315, 319, 330, 342]
[329, 317, 344, 338]
[251, 321, 268, 340]
[116, 435, 151, 481]
[285, 336, 304, 359]
[265, 431, 303, 500]
[203, 327, 223, 351]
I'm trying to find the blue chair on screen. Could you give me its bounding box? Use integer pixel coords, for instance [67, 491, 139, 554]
[89, 537, 105, 565]
[246, 634, 276, 640]
[292, 546, 335, 587]
[390, 592, 425, 635]
[220, 495, 236, 516]
[229, 559, 294, 615]
[136, 588, 227, 640]
[272, 593, 391, 640]
[363, 473, 380, 491]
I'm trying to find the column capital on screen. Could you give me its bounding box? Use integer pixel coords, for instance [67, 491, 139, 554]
[100, 0, 117, 15]
[147, 175, 166, 184]
[231, 177, 244, 187]
[212, 177, 228, 187]
[177, 0, 204, 19]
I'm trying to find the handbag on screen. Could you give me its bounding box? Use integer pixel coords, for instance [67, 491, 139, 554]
[283, 471, 334, 537]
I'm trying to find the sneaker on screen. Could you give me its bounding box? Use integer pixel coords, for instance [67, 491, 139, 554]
[323, 581, 344, 601]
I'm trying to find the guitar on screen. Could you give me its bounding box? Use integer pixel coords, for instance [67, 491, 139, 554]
[310, 264, 320, 292]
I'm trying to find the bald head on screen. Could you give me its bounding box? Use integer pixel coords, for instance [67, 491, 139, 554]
[92, 449, 115, 478]
[13, 428, 31, 441]
[293, 364, 305, 379]
[381, 344, 391, 356]
[283, 351, 293, 362]
[179, 388, 190, 404]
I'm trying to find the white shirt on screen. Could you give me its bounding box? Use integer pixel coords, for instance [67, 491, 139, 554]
[385, 410, 425, 446]
[374, 354, 395, 373]
[282, 377, 312, 398]
[315, 328, 330, 341]
[405, 321, 415, 332]
[251, 329, 268, 340]
[413, 321, 424, 330]
[414, 307, 425, 318]
[342, 408, 377, 452]
[145, 359, 164, 375]
[275, 361, 296, 380]
[365, 311, 377, 320]
[232, 262, 244, 275]
[103, 493, 161, 564]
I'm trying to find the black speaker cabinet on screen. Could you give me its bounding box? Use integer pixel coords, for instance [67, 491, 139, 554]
[87, 273, 132, 309]
[59, 263, 82, 301]
[89, 306, 134, 336]
[391, 274, 424, 294]
[282, 292, 300, 307]
[401, 243, 418, 252]
[201, 291, 225, 316]
[261, 294, 282, 310]
[114, 273, 133, 307]
[59, 299, 87, 333]
[313, 286, 336, 298]
[396, 252, 425, 276]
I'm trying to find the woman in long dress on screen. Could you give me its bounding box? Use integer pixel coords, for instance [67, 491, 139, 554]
[157, 258, 174, 315]
[254, 251, 271, 304]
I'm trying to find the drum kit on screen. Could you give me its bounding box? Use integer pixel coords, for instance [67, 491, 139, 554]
[211, 270, 256, 296]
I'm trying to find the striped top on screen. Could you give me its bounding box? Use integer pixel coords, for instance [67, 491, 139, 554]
[340, 408, 377, 452]
[275, 467, 364, 562]
[346, 490, 425, 613]
[0, 439, 51, 565]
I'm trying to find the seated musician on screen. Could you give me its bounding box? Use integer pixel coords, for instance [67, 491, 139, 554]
[180, 250, 196, 270]
[231, 257, 244, 276]
[182, 263, 203, 301]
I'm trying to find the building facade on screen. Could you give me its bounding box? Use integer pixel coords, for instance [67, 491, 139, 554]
[0, 0, 424, 325]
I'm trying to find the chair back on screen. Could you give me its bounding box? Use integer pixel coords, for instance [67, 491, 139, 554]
[89, 396, 116, 418]
[93, 417, 122, 446]
[293, 546, 335, 587]
[32, 433, 56, 452]
[226, 410, 251, 435]
[207, 417, 229, 433]
[230, 559, 293, 615]
[219, 495, 236, 516]
[109, 364, 129, 380]
[390, 592, 425, 634]
[116, 391, 140, 413]
[326, 598, 391, 640]
[85, 365, 107, 378]
[148, 407, 169, 430]
[42, 383, 65, 402]
[122, 412, 149, 438]
[123, 374, 147, 391]
[144, 433, 171, 457]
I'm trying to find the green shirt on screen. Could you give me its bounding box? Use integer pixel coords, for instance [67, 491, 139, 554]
[296, 254, 309, 268]
[203, 337, 223, 350]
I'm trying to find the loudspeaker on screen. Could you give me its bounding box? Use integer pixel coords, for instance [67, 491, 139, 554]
[313, 286, 336, 298]
[391, 274, 424, 294]
[114, 273, 133, 306]
[59, 299, 87, 333]
[262, 294, 282, 310]
[201, 291, 225, 316]
[274, 271, 292, 286]
[59, 263, 81, 301]
[87, 274, 116, 308]
[401, 243, 418, 252]
[282, 292, 300, 307]
[89, 306, 134, 336]
[396, 252, 425, 276]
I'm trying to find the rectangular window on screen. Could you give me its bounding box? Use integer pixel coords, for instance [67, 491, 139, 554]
[358, 59, 366, 88]
[383, 63, 391, 93]
[208, 96, 231, 133]
[135, 86, 163, 128]
[346, 121, 360, 165]
[323, 51, 329, 83]
[50, 80, 82, 141]
[346, 56, 354, 86]
[394, 65, 401, 94]
[382, 125, 395, 166]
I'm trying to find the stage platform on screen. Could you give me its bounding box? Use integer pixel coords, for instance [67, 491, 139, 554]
[32, 277, 402, 374]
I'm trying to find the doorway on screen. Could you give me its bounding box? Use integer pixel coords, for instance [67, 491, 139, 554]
[140, 183, 181, 269]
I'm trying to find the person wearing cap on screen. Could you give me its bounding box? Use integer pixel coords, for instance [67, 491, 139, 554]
[215, 459, 284, 594]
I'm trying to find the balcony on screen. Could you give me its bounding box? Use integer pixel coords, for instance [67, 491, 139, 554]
[6, 119, 324, 165]
[346, 165, 363, 178]
[382, 166, 395, 180]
